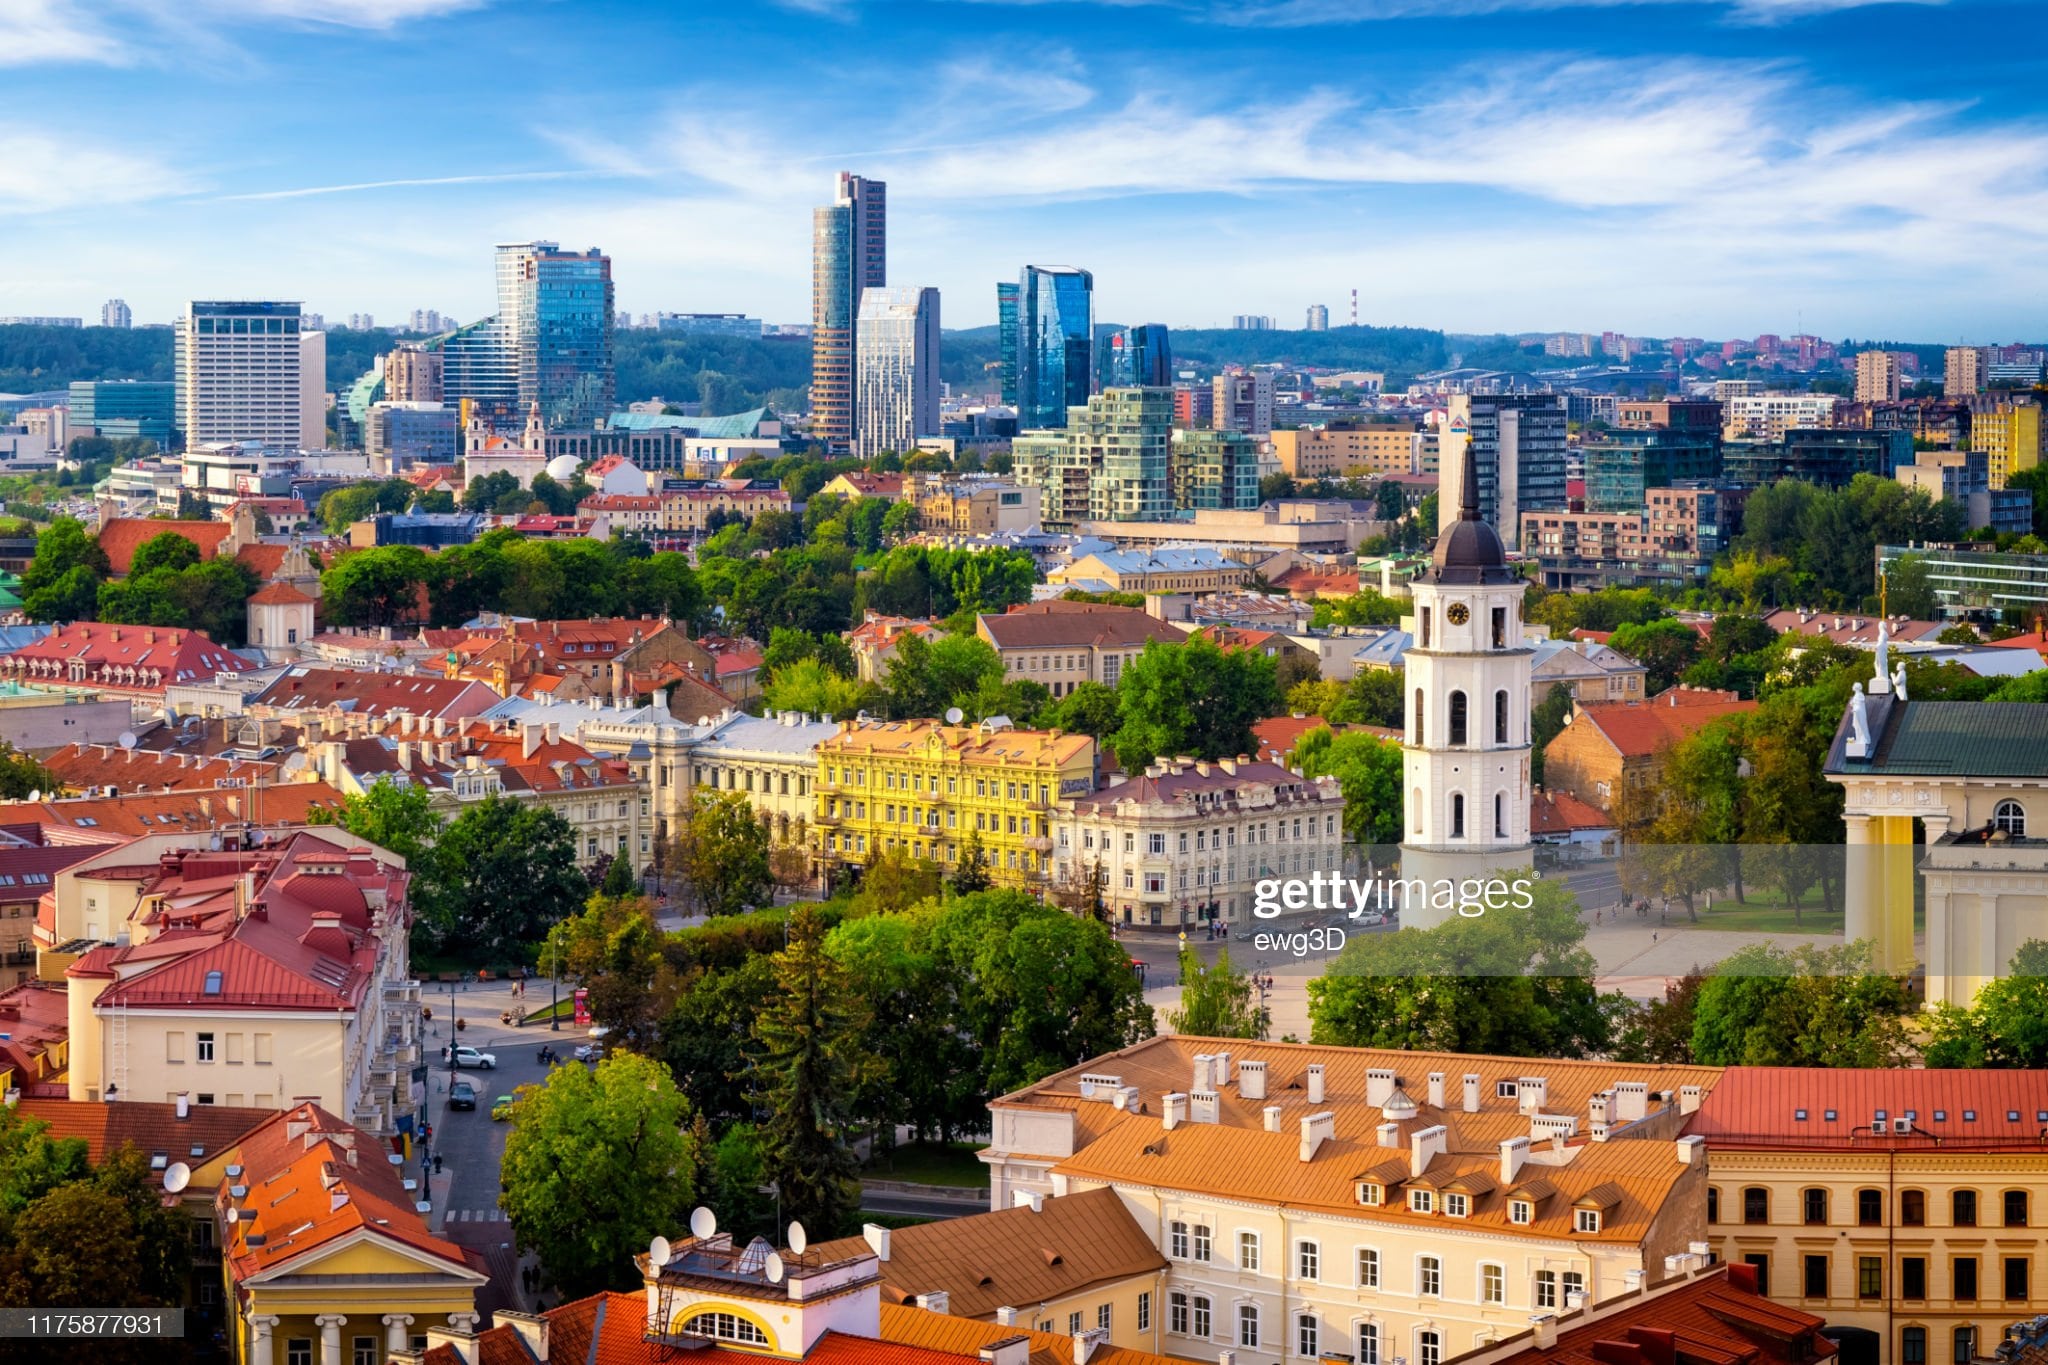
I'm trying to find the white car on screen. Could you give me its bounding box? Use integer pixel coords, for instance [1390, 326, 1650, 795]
[573, 1043, 601, 1062]
[452, 1045, 497, 1070]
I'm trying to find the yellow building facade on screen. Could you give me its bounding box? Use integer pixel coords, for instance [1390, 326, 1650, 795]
[1971, 402, 2042, 489]
[814, 720, 1097, 885]
[1271, 424, 1421, 479]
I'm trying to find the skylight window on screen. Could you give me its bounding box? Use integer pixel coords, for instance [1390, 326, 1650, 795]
[203, 970, 223, 995]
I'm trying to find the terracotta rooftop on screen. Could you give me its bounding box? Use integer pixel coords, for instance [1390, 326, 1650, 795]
[1565, 688, 1756, 760]
[0, 781, 346, 839]
[15, 1096, 275, 1166]
[979, 602, 1184, 651]
[40, 742, 280, 796]
[3, 621, 248, 695]
[1065, 756, 1332, 816]
[1687, 1066, 2048, 1150]
[878, 1304, 1188, 1365]
[1469, 1264, 1833, 1365]
[253, 666, 503, 719]
[820, 720, 1095, 769]
[812, 1187, 1166, 1321]
[96, 517, 233, 576]
[247, 580, 317, 606]
[1530, 787, 1614, 837]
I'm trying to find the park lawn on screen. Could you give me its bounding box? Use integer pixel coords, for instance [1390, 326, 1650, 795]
[864, 1141, 990, 1188]
[1690, 901, 1848, 934]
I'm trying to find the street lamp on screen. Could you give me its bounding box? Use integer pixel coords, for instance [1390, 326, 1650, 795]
[550, 927, 561, 1033]
[448, 978, 458, 1074]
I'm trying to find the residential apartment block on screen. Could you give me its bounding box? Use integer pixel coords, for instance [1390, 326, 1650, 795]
[977, 602, 1185, 697]
[1271, 422, 1423, 479]
[1720, 394, 1837, 442]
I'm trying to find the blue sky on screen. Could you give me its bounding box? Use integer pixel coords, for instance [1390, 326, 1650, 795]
[1, 0, 2042, 339]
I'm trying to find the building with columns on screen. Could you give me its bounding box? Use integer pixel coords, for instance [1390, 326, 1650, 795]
[217, 1102, 484, 1365]
[1399, 446, 1534, 920]
[1825, 629, 2048, 1002]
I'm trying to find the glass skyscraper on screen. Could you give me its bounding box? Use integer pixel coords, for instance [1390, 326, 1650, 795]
[1013, 386, 1172, 530]
[1097, 323, 1172, 389]
[1000, 266, 1094, 429]
[811, 173, 886, 455]
[854, 287, 940, 459]
[436, 242, 612, 431]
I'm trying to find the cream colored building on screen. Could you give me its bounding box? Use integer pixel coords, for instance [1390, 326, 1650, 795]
[1855, 350, 1902, 403]
[915, 476, 1042, 534]
[985, 1039, 1722, 1365]
[1272, 424, 1422, 479]
[1720, 395, 1838, 442]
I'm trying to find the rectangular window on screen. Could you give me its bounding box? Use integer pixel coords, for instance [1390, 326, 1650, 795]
[2005, 1256, 2030, 1301]
[1192, 1298, 1210, 1340]
[1169, 1294, 1188, 1336]
[1420, 1330, 1442, 1365]
[1357, 1248, 1380, 1288]
[1955, 1329, 1975, 1365]
[1237, 1306, 1258, 1350]
[1804, 1255, 1828, 1299]
[1803, 1189, 1828, 1224]
[1445, 1193, 1468, 1217]
[1170, 1221, 1188, 1258]
[1563, 1271, 1585, 1301]
[1903, 1258, 1926, 1300]
[1535, 1271, 1558, 1309]
[1575, 1209, 1600, 1233]
[1953, 1257, 1978, 1301]
[1068, 1312, 1082, 1335]
[1137, 1293, 1150, 1333]
[1409, 1189, 1433, 1213]
[1903, 1329, 1927, 1365]
[354, 1339, 378, 1365]
[1419, 1256, 1442, 1296]
[1298, 1240, 1319, 1281]
[1298, 1316, 1318, 1359]
[287, 1343, 312, 1365]
[1858, 1257, 1882, 1299]
[1482, 1264, 1504, 1304]
[1098, 1305, 1111, 1332]
[196, 1032, 215, 1063]
[1360, 1324, 1378, 1365]
[1192, 1226, 1211, 1262]
[2005, 1190, 2029, 1227]
[1954, 1190, 1978, 1227]
[1743, 1187, 1768, 1223]
[1238, 1231, 1260, 1272]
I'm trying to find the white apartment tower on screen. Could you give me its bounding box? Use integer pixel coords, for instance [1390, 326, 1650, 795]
[854, 286, 940, 458]
[1400, 441, 1534, 920]
[1854, 349, 1901, 403]
[174, 301, 326, 450]
[1944, 346, 1988, 398]
[101, 299, 131, 329]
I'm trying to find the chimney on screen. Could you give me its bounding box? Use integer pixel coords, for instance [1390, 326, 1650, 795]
[1622, 1270, 1646, 1295]
[1365, 1068, 1396, 1107]
[176, 1093, 190, 1119]
[1011, 1189, 1044, 1213]
[1220, 1353, 1237, 1365]
[1500, 1136, 1530, 1184]
[397, 741, 413, 771]
[1192, 1054, 1214, 1093]
[495, 1312, 550, 1363]
[1612, 1081, 1648, 1123]
[1263, 1105, 1282, 1132]
[1628, 1329, 1677, 1365]
[995, 1309, 1017, 1328]
[1212, 1050, 1232, 1086]
[1426, 1072, 1445, 1109]
[1073, 1328, 1110, 1365]
[1518, 1076, 1549, 1115]
[1306, 1063, 1325, 1105]
[917, 1292, 951, 1316]
[1675, 1135, 1705, 1165]
[1678, 1084, 1704, 1116]
[1299, 1111, 1335, 1162]
[1376, 1121, 1400, 1148]
[423, 1324, 479, 1365]
[1163, 1093, 1187, 1130]
[863, 1223, 890, 1261]
[1189, 1090, 1220, 1124]
[1463, 1074, 1481, 1113]
[1237, 1059, 1267, 1100]
[979, 1339, 1032, 1365]
[1409, 1123, 1447, 1178]
[1530, 1316, 1558, 1351]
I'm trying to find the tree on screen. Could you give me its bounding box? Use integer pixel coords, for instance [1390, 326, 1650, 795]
[460, 469, 522, 512]
[881, 633, 1005, 721]
[1294, 727, 1403, 846]
[1689, 941, 1914, 1067]
[1922, 940, 2048, 1067]
[949, 828, 993, 895]
[1307, 878, 1620, 1057]
[1040, 681, 1121, 738]
[21, 518, 109, 623]
[762, 657, 868, 720]
[1530, 683, 1573, 785]
[1110, 632, 1282, 771]
[658, 952, 778, 1126]
[433, 796, 590, 962]
[545, 893, 666, 1045]
[675, 793, 773, 918]
[501, 1052, 699, 1298]
[0, 744, 52, 802]
[850, 846, 942, 915]
[827, 913, 979, 1144]
[880, 500, 920, 544]
[699, 1122, 775, 1242]
[1612, 969, 1705, 1063]
[1374, 477, 1407, 522]
[600, 851, 639, 898]
[126, 531, 200, 578]
[308, 780, 448, 943]
[320, 545, 432, 628]
[751, 906, 875, 1238]
[1167, 947, 1264, 1039]
[1047, 855, 1107, 922]
[1608, 618, 1702, 693]
[1882, 553, 1938, 620]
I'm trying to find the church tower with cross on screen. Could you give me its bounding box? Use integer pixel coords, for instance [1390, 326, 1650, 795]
[1397, 442, 1536, 923]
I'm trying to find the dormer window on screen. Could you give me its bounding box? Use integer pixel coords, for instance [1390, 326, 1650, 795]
[1575, 1209, 1601, 1233]
[1510, 1200, 1533, 1225]
[1357, 1182, 1383, 1207]
[1444, 1193, 1469, 1218]
[1408, 1189, 1434, 1214]
[1496, 1080, 1519, 1098]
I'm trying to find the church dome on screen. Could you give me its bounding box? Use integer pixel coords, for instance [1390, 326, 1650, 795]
[545, 454, 581, 482]
[1431, 442, 1520, 585]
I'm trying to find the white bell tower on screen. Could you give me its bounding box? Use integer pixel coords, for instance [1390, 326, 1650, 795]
[1399, 441, 1534, 924]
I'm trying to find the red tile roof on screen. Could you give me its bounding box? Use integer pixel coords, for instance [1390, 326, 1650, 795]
[1252, 714, 1331, 764]
[247, 581, 317, 606]
[96, 518, 234, 576]
[0, 782, 346, 839]
[253, 666, 503, 718]
[14, 1096, 275, 1165]
[1688, 1066, 2048, 1150]
[1570, 688, 1756, 760]
[1269, 566, 1361, 597]
[979, 602, 1183, 651]
[2, 622, 248, 696]
[1530, 786, 1613, 836]
[40, 742, 280, 796]
[1483, 1265, 1833, 1365]
[0, 981, 75, 1086]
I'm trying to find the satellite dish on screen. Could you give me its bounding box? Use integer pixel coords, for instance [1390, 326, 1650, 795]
[162, 1162, 191, 1194]
[944, 707, 964, 725]
[765, 1252, 785, 1284]
[118, 731, 137, 751]
[787, 1221, 808, 1255]
[225, 1208, 240, 1224]
[649, 1235, 672, 1268]
[26, 791, 39, 803]
[688, 1206, 716, 1240]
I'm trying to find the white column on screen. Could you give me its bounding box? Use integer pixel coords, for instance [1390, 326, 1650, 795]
[248, 1315, 281, 1365]
[383, 1315, 415, 1356]
[1842, 814, 1878, 951]
[448, 1312, 482, 1333]
[315, 1314, 347, 1365]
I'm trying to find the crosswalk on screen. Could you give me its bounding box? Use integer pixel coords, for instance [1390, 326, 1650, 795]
[445, 1208, 508, 1223]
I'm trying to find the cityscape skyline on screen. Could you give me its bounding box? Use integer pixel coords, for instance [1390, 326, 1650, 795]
[0, 1, 2042, 336]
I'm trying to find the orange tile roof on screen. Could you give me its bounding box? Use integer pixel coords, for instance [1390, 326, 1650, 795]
[40, 742, 280, 796]
[15, 1096, 274, 1166]
[812, 1187, 1165, 1321]
[96, 518, 234, 576]
[1530, 787, 1613, 837]
[0, 781, 346, 838]
[247, 580, 317, 606]
[3, 621, 248, 695]
[1687, 1066, 2048, 1150]
[878, 1305, 1187, 1365]
[1569, 688, 1756, 760]
[1481, 1265, 1833, 1365]
[1252, 714, 1331, 764]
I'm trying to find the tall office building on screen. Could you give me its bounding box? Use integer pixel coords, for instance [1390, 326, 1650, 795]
[1170, 428, 1260, 511]
[1945, 346, 1988, 398]
[384, 344, 444, 403]
[1013, 386, 1172, 529]
[1097, 324, 1172, 389]
[854, 287, 940, 458]
[811, 173, 886, 455]
[101, 299, 131, 329]
[173, 302, 325, 451]
[1855, 349, 1902, 403]
[1212, 370, 1275, 436]
[503, 241, 614, 430]
[1438, 392, 1568, 545]
[1000, 266, 1094, 430]
[1306, 304, 1329, 332]
[68, 380, 173, 445]
[1232, 314, 1275, 331]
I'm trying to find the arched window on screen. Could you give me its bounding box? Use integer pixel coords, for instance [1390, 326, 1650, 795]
[1994, 800, 2026, 836]
[1451, 794, 1466, 839]
[679, 1313, 770, 1346]
[1411, 788, 1423, 834]
[1495, 791, 1506, 838]
[1495, 689, 1510, 743]
[1448, 690, 1468, 746]
[1413, 689, 1425, 745]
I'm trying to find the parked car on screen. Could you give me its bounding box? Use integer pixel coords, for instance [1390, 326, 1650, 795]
[452, 1045, 497, 1070]
[448, 1078, 477, 1110]
[491, 1095, 516, 1121]
[573, 1043, 601, 1062]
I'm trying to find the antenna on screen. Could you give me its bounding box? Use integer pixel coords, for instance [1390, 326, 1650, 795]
[787, 1221, 808, 1255]
[688, 1206, 716, 1240]
[118, 731, 137, 751]
[765, 1252, 785, 1284]
[162, 1162, 191, 1194]
[649, 1235, 672, 1268]
[944, 707, 964, 725]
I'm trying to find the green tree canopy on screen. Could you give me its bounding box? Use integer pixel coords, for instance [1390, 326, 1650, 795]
[671, 792, 773, 918]
[1294, 727, 1403, 846]
[432, 795, 590, 961]
[1922, 939, 2048, 1067]
[1689, 941, 1914, 1067]
[21, 518, 109, 623]
[1110, 632, 1282, 771]
[1167, 946, 1264, 1038]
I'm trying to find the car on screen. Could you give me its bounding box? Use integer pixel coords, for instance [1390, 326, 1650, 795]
[491, 1095, 516, 1121]
[448, 1078, 477, 1111]
[452, 1045, 497, 1070]
[573, 1043, 600, 1062]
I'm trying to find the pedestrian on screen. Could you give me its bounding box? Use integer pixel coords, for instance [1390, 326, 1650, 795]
[433, 1154, 443, 1175]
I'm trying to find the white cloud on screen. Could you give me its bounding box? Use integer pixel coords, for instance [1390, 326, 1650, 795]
[217, 169, 605, 201]
[0, 0, 127, 65]
[0, 125, 191, 213]
[0, 0, 489, 67]
[184, 0, 491, 26]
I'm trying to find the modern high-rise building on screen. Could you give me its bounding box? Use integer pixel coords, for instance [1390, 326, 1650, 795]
[1000, 266, 1094, 430]
[383, 344, 443, 403]
[502, 241, 614, 430]
[1945, 346, 1988, 398]
[811, 173, 886, 454]
[68, 380, 173, 445]
[1169, 428, 1260, 511]
[173, 302, 326, 451]
[1212, 370, 1275, 437]
[1969, 399, 2042, 490]
[1438, 392, 1569, 545]
[1855, 349, 1902, 403]
[348, 313, 376, 331]
[100, 299, 131, 329]
[1305, 304, 1329, 332]
[854, 286, 940, 458]
[1231, 314, 1275, 331]
[1012, 386, 1172, 529]
[1097, 324, 1172, 389]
